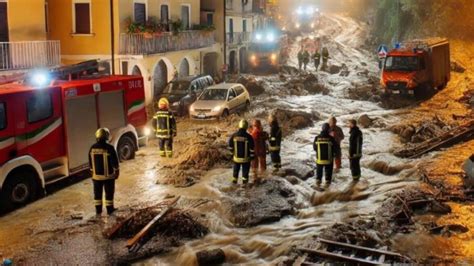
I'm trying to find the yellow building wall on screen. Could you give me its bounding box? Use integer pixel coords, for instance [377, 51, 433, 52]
[48, 0, 112, 56]
[7, 0, 47, 41]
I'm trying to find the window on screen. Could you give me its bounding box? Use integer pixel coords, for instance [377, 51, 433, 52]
[0, 103, 6, 130]
[27, 93, 53, 123]
[206, 13, 213, 26]
[45, 2, 49, 33]
[73, 0, 91, 34]
[181, 5, 190, 30]
[121, 61, 129, 75]
[160, 4, 169, 24]
[243, 19, 247, 32]
[235, 86, 244, 95]
[134, 2, 146, 24]
[228, 89, 236, 100]
[226, 0, 233, 9]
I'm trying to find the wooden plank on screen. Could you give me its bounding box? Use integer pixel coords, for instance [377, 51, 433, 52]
[318, 238, 407, 258]
[103, 213, 135, 239]
[298, 248, 383, 265]
[126, 196, 180, 250]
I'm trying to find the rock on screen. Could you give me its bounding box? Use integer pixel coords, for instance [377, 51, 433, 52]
[221, 178, 295, 227]
[279, 166, 314, 180]
[285, 176, 300, 185]
[357, 114, 372, 128]
[280, 65, 299, 75]
[450, 61, 466, 73]
[400, 126, 415, 141]
[326, 64, 342, 74]
[462, 154, 474, 187]
[236, 76, 265, 96]
[271, 108, 318, 135]
[196, 249, 226, 266]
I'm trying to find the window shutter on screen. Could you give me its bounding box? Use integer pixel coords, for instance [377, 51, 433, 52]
[134, 3, 146, 24]
[75, 3, 90, 34]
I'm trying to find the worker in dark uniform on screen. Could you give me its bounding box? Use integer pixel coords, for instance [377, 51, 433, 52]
[303, 50, 310, 71]
[313, 123, 340, 186]
[152, 98, 177, 158]
[348, 119, 363, 181]
[297, 48, 304, 70]
[268, 115, 282, 171]
[89, 128, 120, 215]
[228, 119, 255, 185]
[322, 47, 329, 70]
[313, 50, 321, 71]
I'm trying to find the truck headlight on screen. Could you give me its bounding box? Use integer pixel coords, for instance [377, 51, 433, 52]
[295, 23, 300, 29]
[144, 127, 151, 136]
[271, 53, 277, 61]
[250, 55, 257, 62]
[212, 106, 222, 112]
[311, 23, 315, 28]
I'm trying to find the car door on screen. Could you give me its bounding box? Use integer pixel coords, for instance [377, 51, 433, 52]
[227, 88, 239, 112]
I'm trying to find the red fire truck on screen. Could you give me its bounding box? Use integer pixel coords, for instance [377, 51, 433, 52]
[0, 63, 149, 211]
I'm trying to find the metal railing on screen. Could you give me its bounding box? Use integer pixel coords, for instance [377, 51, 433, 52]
[120, 31, 216, 55]
[0, 40, 61, 71]
[226, 32, 251, 45]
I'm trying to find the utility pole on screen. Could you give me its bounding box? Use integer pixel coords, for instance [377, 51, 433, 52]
[110, 0, 115, 75]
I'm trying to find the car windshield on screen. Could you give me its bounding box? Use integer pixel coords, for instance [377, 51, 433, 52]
[199, 88, 228, 101]
[163, 81, 190, 95]
[250, 42, 279, 53]
[384, 56, 420, 71]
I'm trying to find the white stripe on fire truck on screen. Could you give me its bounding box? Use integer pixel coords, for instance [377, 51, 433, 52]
[0, 137, 14, 150]
[127, 102, 145, 115]
[17, 118, 63, 148]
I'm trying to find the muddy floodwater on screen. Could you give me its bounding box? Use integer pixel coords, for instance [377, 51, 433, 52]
[1, 13, 473, 265]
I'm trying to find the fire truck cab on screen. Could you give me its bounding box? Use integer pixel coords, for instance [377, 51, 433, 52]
[0, 75, 148, 211]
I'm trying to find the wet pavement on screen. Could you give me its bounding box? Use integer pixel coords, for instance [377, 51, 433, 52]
[1, 13, 473, 264]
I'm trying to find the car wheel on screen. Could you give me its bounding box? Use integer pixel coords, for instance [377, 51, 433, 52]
[221, 109, 230, 118]
[1, 171, 38, 212]
[117, 135, 136, 161]
[245, 100, 250, 111]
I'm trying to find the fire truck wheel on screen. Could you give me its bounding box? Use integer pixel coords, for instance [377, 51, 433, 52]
[118, 135, 136, 161]
[221, 109, 229, 119]
[1, 171, 37, 211]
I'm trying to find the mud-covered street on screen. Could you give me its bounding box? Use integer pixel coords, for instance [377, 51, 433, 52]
[1, 11, 473, 265]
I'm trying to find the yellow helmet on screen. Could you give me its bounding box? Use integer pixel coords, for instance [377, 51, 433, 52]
[158, 98, 169, 109]
[238, 119, 248, 129]
[95, 128, 110, 141]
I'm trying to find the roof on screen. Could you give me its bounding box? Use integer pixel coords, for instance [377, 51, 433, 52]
[0, 75, 142, 96]
[207, 83, 242, 89]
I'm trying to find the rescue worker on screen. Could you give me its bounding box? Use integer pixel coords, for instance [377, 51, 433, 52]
[313, 123, 340, 186]
[302, 50, 310, 71]
[228, 120, 255, 184]
[297, 48, 304, 70]
[250, 119, 268, 178]
[152, 98, 177, 158]
[328, 116, 344, 172]
[89, 128, 120, 215]
[348, 119, 363, 181]
[313, 50, 321, 71]
[268, 115, 282, 171]
[322, 47, 329, 70]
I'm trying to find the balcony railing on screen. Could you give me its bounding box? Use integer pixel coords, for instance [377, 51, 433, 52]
[226, 32, 251, 46]
[120, 31, 216, 55]
[0, 41, 61, 71]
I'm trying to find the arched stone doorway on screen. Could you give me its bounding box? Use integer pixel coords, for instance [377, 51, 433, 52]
[153, 60, 168, 99]
[132, 65, 142, 76]
[229, 50, 237, 74]
[239, 47, 247, 73]
[203, 52, 218, 77]
[178, 58, 190, 78]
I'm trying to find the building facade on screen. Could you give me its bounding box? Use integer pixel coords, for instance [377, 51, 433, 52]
[48, 0, 224, 104]
[0, 0, 60, 73]
[225, 0, 266, 73]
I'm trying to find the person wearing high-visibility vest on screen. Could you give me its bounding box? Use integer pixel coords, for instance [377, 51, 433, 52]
[348, 119, 363, 181]
[152, 98, 177, 158]
[268, 115, 282, 171]
[313, 123, 340, 186]
[89, 128, 120, 215]
[228, 119, 255, 184]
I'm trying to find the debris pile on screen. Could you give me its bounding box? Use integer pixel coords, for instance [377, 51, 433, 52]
[221, 178, 295, 227]
[271, 108, 319, 135]
[283, 73, 329, 95]
[234, 76, 266, 96]
[391, 116, 451, 144]
[450, 60, 466, 73]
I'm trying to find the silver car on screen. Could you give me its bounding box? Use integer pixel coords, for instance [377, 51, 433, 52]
[189, 83, 251, 120]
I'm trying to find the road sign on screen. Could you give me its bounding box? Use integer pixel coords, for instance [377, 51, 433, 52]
[377, 45, 388, 59]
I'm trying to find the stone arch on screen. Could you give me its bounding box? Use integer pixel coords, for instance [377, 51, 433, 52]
[239, 47, 247, 73]
[131, 65, 142, 76]
[203, 52, 219, 78]
[229, 50, 237, 74]
[152, 57, 173, 99]
[178, 58, 190, 78]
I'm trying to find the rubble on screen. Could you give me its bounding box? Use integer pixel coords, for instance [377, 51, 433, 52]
[450, 61, 466, 73]
[283, 73, 330, 95]
[221, 178, 295, 227]
[234, 76, 266, 96]
[357, 114, 372, 128]
[271, 108, 319, 135]
[196, 249, 226, 265]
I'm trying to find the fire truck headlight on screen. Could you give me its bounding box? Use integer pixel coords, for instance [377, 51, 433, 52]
[266, 33, 275, 42]
[295, 23, 300, 29]
[311, 23, 315, 28]
[271, 53, 278, 61]
[250, 55, 257, 62]
[255, 34, 262, 41]
[144, 127, 151, 136]
[306, 7, 314, 15]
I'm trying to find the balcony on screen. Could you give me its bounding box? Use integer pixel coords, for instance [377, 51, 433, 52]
[119, 31, 216, 55]
[0, 41, 61, 71]
[226, 32, 251, 46]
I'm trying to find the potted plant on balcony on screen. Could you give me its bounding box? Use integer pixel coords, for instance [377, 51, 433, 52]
[191, 24, 216, 36]
[125, 17, 163, 38]
[170, 19, 182, 36]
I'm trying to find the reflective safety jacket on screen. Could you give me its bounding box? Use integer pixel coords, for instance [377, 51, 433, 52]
[88, 141, 119, 181]
[152, 109, 177, 139]
[349, 126, 363, 159]
[269, 123, 282, 152]
[228, 129, 255, 163]
[313, 133, 340, 165]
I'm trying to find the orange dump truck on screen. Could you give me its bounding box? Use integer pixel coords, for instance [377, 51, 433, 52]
[381, 38, 450, 96]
